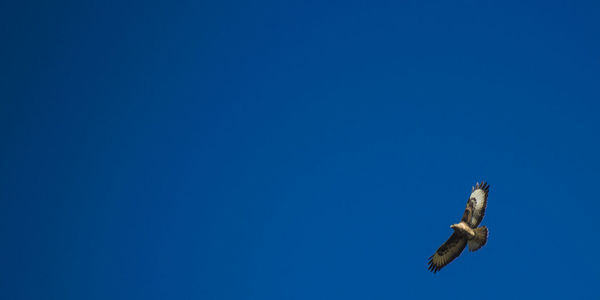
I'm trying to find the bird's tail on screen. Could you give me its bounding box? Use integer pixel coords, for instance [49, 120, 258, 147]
[468, 226, 488, 252]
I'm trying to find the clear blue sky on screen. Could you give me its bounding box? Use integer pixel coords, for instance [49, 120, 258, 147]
[2, 1, 600, 299]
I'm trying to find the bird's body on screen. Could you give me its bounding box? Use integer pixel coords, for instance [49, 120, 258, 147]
[427, 182, 490, 273]
[450, 222, 475, 238]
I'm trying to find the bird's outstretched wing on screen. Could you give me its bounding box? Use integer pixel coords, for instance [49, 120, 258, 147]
[464, 182, 489, 227]
[428, 232, 467, 273]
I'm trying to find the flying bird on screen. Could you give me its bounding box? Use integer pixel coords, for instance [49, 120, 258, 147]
[427, 182, 489, 273]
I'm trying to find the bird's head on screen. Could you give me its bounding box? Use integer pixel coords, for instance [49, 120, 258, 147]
[450, 224, 458, 230]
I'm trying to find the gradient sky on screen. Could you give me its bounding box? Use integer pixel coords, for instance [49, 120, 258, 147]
[3, 1, 600, 299]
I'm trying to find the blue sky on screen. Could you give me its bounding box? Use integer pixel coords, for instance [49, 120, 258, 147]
[2, 1, 600, 299]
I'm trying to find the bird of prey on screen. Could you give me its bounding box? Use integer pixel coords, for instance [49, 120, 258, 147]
[427, 182, 489, 273]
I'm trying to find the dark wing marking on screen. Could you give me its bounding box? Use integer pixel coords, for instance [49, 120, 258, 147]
[468, 181, 489, 227]
[460, 199, 474, 224]
[427, 232, 467, 273]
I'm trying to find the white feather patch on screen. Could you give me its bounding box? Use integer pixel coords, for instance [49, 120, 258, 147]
[470, 189, 486, 211]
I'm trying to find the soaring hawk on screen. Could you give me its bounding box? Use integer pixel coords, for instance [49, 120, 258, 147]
[427, 182, 489, 273]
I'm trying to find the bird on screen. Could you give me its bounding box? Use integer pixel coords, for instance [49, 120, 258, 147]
[427, 182, 489, 273]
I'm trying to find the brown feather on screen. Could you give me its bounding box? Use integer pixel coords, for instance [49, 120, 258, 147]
[427, 232, 467, 273]
[461, 200, 474, 224]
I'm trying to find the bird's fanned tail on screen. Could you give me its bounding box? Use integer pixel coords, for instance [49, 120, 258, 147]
[467, 226, 488, 252]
